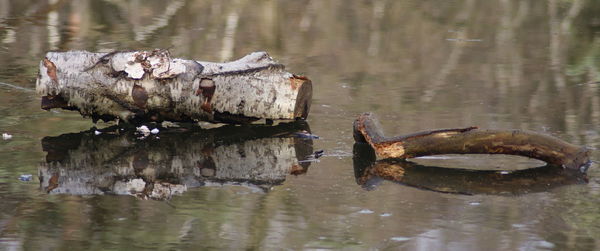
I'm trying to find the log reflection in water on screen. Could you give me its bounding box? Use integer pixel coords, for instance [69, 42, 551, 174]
[353, 143, 588, 195]
[39, 122, 314, 199]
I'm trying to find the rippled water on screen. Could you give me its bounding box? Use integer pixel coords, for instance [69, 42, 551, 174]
[1, 0, 600, 250]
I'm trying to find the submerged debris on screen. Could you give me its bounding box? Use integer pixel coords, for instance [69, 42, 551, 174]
[2, 133, 12, 140]
[136, 125, 151, 137]
[358, 209, 374, 214]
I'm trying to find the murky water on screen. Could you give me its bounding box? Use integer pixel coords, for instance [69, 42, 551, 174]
[1, 0, 600, 250]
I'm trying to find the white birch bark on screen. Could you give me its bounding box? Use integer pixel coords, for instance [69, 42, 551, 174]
[36, 49, 312, 124]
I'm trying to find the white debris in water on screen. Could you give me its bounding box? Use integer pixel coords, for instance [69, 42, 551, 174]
[533, 240, 555, 249]
[2, 133, 12, 140]
[94, 130, 102, 135]
[390, 236, 411, 242]
[499, 171, 510, 175]
[136, 125, 151, 136]
[358, 209, 374, 214]
[469, 201, 481, 206]
[380, 213, 392, 217]
[150, 128, 160, 134]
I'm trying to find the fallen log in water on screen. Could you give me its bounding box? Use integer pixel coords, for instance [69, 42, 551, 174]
[39, 122, 314, 199]
[36, 49, 312, 124]
[353, 112, 591, 170]
[353, 144, 588, 195]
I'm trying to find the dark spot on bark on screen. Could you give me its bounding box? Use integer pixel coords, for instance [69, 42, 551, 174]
[132, 84, 149, 109]
[43, 58, 58, 84]
[198, 78, 215, 113]
[109, 70, 128, 78]
[135, 53, 145, 62]
[238, 148, 246, 158]
[198, 157, 216, 177]
[237, 100, 245, 111]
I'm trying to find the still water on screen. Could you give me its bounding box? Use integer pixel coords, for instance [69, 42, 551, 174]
[1, 0, 600, 250]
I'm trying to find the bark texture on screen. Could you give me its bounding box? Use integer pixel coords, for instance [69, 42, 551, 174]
[39, 122, 314, 199]
[36, 49, 312, 124]
[354, 112, 591, 170]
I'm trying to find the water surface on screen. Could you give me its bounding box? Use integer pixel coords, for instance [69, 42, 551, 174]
[1, 0, 600, 250]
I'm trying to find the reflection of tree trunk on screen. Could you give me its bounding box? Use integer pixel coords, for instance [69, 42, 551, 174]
[354, 112, 590, 170]
[36, 50, 312, 124]
[549, 0, 583, 88]
[421, 0, 475, 103]
[39, 122, 314, 199]
[548, 0, 586, 142]
[47, 0, 60, 50]
[367, 0, 385, 57]
[353, 143, 587, 195]
[134, 0, 185, 41]
[495, 0, 528, 95]
[220, 0, 244, 62]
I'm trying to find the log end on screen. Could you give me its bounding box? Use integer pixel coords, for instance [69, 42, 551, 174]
[563, 147, 592, 171]
[292, 75, 312, 120]
[353, 112, 386, 144]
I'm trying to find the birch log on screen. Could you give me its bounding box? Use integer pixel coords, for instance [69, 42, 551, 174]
[354, 112, 591, 170]
[39, 122, 314, 199]
[36, 49, 312, 124]
[353, 144, 588, 195]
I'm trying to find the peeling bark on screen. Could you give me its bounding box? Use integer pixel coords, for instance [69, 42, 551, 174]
[353, 143, 588, 195]
[36, 49, 312, 124]
[353, 112, 591, 170]
[39, 122, 314, 199]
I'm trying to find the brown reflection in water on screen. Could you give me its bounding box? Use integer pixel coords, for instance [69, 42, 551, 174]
[39, 122, 314, 199]
[353, 143, 588, 195]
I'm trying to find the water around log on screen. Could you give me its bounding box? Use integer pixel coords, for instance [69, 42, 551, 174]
[1, 0, 600, 250]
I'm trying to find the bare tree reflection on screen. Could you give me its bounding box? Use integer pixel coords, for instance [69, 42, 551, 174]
[39, 122, 314, 199]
